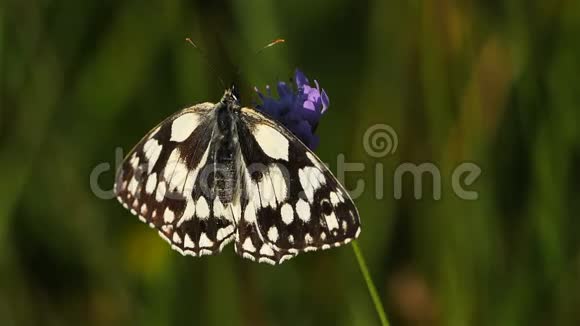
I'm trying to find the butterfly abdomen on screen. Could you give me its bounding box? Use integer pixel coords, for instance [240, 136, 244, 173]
[212, 101, 241, 204]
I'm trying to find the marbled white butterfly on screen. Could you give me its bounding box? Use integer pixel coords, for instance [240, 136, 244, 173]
[115, 87, 361, 265]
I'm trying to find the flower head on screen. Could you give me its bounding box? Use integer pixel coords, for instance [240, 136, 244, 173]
[255, 69, 329, 150]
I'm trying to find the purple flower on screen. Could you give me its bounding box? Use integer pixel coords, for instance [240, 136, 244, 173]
[255, 69, 330, 150]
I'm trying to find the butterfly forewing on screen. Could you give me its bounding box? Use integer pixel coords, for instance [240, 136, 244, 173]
[115, 102, 237, 257]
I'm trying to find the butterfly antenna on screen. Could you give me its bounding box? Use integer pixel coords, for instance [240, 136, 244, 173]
[255, 38, 285, 54]
[185, 38, 226, 89]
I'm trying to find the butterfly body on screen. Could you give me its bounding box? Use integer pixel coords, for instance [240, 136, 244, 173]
[115, 88, 360, 265]
[210, 91, 242, 204]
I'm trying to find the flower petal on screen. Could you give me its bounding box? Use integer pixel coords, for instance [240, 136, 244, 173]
[320, 89, 330, 113]
[303, 100, 316, 111]
[295, 69, 309, 89]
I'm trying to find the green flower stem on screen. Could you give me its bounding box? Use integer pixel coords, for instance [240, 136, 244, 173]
[352, 240, 389, 326]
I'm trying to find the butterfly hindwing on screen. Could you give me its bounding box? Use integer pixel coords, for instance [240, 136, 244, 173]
[235, 107, 361, 263]
[115, 102, 236, 257]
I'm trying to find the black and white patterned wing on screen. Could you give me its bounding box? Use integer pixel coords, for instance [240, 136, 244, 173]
[115, 103, 237, 257]
[233, 107, 361, 264]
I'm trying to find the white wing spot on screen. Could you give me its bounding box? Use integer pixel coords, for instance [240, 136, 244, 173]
[170, 112, 201, 142]
[178, 199, 195, 227]
[129, 153, 139, 169]
[155, 182, 167, 202]
[296, 199, 311, 222]
[267, 226, 279, 242]
[196, 197, 210, 219]
[305, 233, 313, 244]
[168, 160, 188, 192]
[248, 180, 262, 209]
[213, 198, 225, 217]
[259, 257, 276, 265]
[128, 177, 138, 195]
[243, 202, 257, 223]
[199, 233, 213, 247]
[199, 249, 212, 256]
[163, 148, 188, 191]
[257, 175, 277, 208]
[253, 124, 289, 161]
[259, 244, 274, 256]
[299, 166, 326, 203]
[172, 232, 182, 244]
[143, 138, 162, 174]
[145, 173, 157, 194]
[217, 225, 234, 241]
[330, 192, 341, 206]
[184, 234, 195, 248]
[325, 211, 339, 231]
[269, 164, 288, 202]
[281, 203, 294, 225]
[242, 238, 256, 252]
[242, 252, 255, 261]
[163, 207, 175, 224]
[288, 234, 294, 244]
[337, 190, 346, 203]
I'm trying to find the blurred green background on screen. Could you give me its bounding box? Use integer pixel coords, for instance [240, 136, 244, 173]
[2, 0, 580, 325]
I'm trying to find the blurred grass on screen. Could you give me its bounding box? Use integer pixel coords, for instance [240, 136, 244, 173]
[1, 0, 580, 325]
